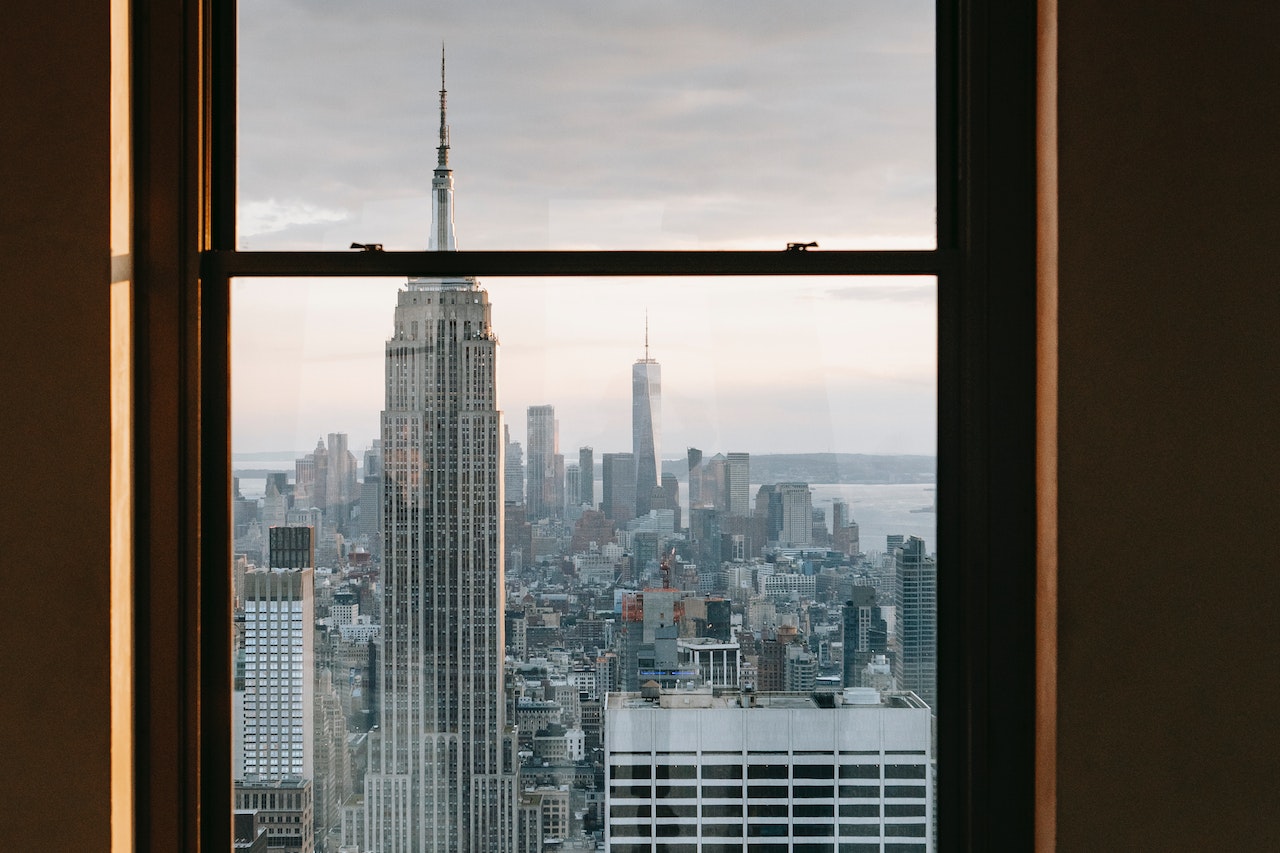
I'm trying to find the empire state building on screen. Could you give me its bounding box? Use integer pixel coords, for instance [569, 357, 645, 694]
[363, 54, 517, 852]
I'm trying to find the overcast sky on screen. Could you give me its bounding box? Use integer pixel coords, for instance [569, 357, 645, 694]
[232, 0, 937, 458]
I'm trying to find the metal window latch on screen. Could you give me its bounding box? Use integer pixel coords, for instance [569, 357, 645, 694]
[350, 242, 385, 251]
[786, 241, 819, 252]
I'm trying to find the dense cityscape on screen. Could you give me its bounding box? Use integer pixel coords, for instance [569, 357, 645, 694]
[231, 64, 937, 853]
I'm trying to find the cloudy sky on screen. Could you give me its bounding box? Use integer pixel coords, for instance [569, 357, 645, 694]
[232, 0, 937, 458]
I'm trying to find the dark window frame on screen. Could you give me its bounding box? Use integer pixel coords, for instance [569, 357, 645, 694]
[130, 0, 1036, 850]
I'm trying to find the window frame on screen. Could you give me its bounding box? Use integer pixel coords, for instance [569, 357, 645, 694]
[130, 1, 1036, 850]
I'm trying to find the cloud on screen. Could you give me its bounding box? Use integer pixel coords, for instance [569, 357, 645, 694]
[824, 281, 936, 303]
[239, 198, 349, 237]
[236, 0, 936, 251]
[230, 2, 941, 454]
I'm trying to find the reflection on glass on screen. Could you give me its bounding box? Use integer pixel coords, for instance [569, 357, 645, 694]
[232, 11, 937, 841]
[237, 1, 935, 251]
[231, 272, 936, 851]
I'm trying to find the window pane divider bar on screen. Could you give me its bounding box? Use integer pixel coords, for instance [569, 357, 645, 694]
[202, 249, 955, 279]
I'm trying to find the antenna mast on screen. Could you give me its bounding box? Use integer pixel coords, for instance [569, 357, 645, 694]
[437, 44, 450, 167]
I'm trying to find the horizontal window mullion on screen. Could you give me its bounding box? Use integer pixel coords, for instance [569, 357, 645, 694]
[202, 249, 955, 279]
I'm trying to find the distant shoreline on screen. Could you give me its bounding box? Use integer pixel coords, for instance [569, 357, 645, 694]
[667, 452, 935, 485]
[235, 451, 937, 486]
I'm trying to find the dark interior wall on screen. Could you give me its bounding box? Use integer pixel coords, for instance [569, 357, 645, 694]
[0, 0, 113, 850]
[3, 3, 1279, 851]
[1054, 4, 1280, 850]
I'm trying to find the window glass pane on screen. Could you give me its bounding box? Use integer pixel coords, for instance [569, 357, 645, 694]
[229, 273, 936, 849]
[237, 2, 935, 250]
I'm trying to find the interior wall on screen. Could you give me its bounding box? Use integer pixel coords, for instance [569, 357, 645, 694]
[1054, 4, 1280, 849]
[4, 3, 1279, 851]
[0, 0, 113, 849]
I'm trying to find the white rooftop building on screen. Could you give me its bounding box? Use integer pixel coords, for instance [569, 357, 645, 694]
[676, 638, 742, 689]
[604, 687, 933, 852]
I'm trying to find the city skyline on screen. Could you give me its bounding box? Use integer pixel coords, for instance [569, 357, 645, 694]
[228, 45, 938, 845]
[232, 273, 936, 459]
[231, 2, 937, 459]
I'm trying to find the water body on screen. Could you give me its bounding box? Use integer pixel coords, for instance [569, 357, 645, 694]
[805, 483, 936, 556]
[702, 482, 936, 556]
[235, 475, 281, 501]
[237, 470, 937, 556]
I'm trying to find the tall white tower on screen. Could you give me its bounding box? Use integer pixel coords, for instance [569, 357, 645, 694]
[237, 563, 316, 853]
[363, 50, 517, 853]
[240, 566, 315, 782]
[429, 47, 457, 253]
[631, 317, 662, 515]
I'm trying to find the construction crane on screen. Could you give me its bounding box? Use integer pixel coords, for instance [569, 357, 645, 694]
[659, 547, 676, 589]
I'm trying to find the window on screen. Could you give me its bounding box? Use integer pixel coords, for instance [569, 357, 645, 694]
[129, 0, 1037, 850]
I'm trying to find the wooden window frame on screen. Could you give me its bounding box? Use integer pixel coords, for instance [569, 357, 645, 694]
[130, 1, 1036, 849]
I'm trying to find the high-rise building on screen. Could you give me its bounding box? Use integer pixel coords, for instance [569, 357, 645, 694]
[777, 482, 814, 546]
[705, 453, 730, 511]
[832, 497, 860, 556]
[726, 451, 750, 517]
[632, 321, 661, 516]
[268, 525, 315, 570]
[234, 780, 314, 853]
[526, 404, 558, 520]
[578, 446, 594, 508]
[313, 669, 353, 843]
[755, 483, 782, 544]
[503, 425, 524, 506]
[293, 433, 358, 531]
[659, 471, 681, 531]
[363, 57, 516, 852]
[601, 452, 636, 525]
[785, 643, 818, 692]
[294, 438, 326, 511]
[240, 566, 315, 783]
[843, 585, 889, 688]
[564, 462, 581, 512]
[325, 431, 358, 529]
[893, 535, 937, 711]
[688, 507, 723, 575]
[239, 545, 320, 850]
[811, 506, 831, 546]
[686, 447, 704, 507]
[605, 687, 934, 851]
[259, 480, 289, 566]
[552, 451, 565, 515]
[358, 440, 383, 545]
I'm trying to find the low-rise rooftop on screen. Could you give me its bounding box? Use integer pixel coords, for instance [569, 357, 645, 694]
[605, 688, 928, 711]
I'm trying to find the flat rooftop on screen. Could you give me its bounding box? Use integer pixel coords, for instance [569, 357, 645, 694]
[606, 690, 928, 711]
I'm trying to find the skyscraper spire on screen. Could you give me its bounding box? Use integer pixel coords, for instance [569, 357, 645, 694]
[437, 43, 449, 168]
[633, 312, 662, 513]
[427, 42, 457, 251]
[369, 86, 517, 846]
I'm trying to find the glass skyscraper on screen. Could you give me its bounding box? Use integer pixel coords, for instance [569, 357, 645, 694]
[631, 327, 661, 516]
